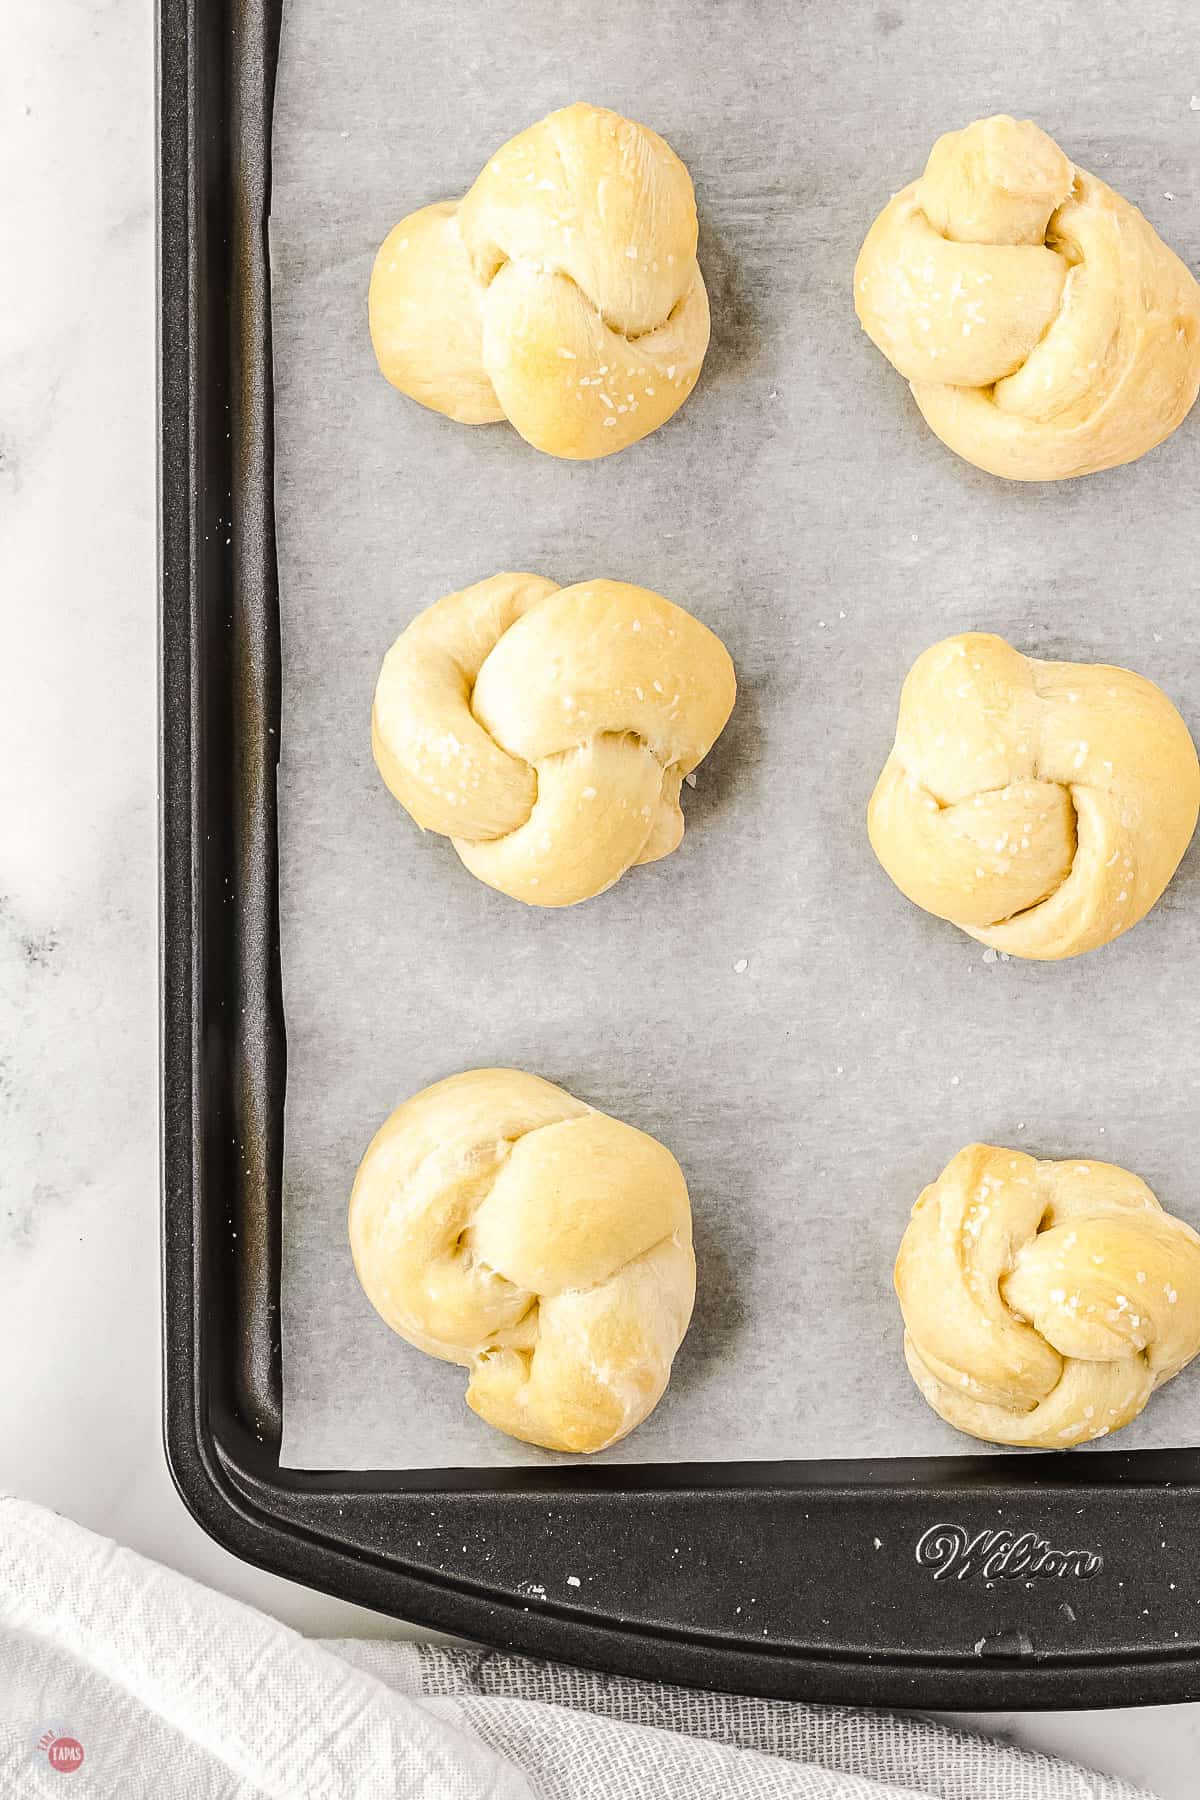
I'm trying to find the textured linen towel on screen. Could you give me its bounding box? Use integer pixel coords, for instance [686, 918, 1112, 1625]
[0, 1495, 1155, 1799]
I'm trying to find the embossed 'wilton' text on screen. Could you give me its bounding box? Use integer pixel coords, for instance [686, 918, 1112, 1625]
[915, 1523, 1103, 1582]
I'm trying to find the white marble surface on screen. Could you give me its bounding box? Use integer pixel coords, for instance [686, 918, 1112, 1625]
[1, 2, 1198, 1793]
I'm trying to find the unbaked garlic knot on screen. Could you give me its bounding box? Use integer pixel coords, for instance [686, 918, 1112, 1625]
[349, 1069, 695, 1453]
[868, 633, 1199, 960]
[370, 102, 710, 459]
[896, 1145, 1200, 1448]
[372, 572, 736, 907]
[855, 115, 1200, 479]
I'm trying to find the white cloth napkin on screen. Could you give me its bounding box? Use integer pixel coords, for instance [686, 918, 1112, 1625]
[0, 1495, 1155, 1800]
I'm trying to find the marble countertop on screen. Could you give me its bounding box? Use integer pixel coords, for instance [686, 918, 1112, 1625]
[1, 2, 1198, 1792]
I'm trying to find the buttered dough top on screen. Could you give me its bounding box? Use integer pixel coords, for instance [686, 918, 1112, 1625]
[855, 115, 1200, 479]
[373, 571, 736, 907]
[868, 632, 1199, 960]
[349, 1068, 696, 1454]
[896, 1144, 1200, 1449]
[369, 103, 710, 459]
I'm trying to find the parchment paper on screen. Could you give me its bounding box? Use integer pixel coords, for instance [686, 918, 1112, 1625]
[272, 0, 1200, 1468]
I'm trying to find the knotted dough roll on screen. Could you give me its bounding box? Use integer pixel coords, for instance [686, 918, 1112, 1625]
[868, 632, 1199, 960]
[855, 115, 1200, 479]
[349, 1068, 695, 1453]
[369, 103, 710, 459]
[373, 571, 736, 906]
[896, 1144, 1200, 1448]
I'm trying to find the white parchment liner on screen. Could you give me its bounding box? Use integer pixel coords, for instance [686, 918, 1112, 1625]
[272, 0, 1200, 1467]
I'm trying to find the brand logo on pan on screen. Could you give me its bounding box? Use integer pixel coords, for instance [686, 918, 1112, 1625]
[915, 1523, 1103, 1582]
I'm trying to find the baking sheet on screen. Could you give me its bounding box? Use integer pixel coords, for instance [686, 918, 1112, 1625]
[271, 0, 1200, 1469]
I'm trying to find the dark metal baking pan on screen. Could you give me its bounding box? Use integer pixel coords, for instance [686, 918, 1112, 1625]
[158, 0, 1200, 1706]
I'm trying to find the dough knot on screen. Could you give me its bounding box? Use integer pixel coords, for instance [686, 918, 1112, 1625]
[349, 1069, 695, 1453]
[868, 632, 1199, 959]
[855, 115, 1200, 478]
[373, 571, 736, 906]
[370, 103, 711, 459]
[896, 1144, 1200, 1448]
